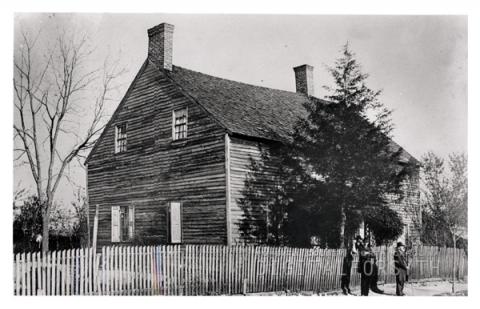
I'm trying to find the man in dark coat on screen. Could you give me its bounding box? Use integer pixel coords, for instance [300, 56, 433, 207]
[341, 244, 355, 295]
[368, 244, 384, 294]
[357, 237, 374, 296]
[394, 241, 408, 296]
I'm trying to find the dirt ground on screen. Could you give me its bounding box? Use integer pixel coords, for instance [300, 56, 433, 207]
[347, 280, 468, 296]
[247, 279, 468, 296]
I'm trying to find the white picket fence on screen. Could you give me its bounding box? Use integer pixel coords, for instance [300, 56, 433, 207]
[13, 245, 468, 296]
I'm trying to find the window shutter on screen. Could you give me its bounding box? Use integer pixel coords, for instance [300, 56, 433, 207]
[114, 126, 119, 153]
[170, 202, 182, 243]
[128, 205, 135, 240]
[111, 206, 120, 242]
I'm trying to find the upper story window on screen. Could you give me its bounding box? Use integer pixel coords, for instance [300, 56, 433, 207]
[172, 108, 188, 140]
[115, 123, 127, 153]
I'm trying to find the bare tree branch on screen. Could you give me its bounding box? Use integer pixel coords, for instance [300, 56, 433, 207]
[14, 26, 126, 251]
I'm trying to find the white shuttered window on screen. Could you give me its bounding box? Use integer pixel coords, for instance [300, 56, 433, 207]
[111, 206, 120, 242]
[128, 205, 135, 240]
[170, 202, 182, 243]
[111, 205, 135, 242]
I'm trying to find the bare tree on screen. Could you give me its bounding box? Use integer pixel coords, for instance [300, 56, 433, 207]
[71, 188, 89, 247]
[420, 152, 467, 292]
[14, 28, 125, 252]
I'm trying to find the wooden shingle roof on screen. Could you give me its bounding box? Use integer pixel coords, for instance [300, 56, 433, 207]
[86, 60, 418, 165]
[166, 63, 418, 165]
[167, 64, 319, 142]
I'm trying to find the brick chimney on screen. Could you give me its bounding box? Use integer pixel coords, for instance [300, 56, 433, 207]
[293, 64, 314, 96]
[147, 23, 174, 71]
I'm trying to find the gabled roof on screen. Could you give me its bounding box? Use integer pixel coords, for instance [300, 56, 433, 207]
[167, 64, 418, 165]
[86, 59, 418, 165]
[167, 64, 317, 142]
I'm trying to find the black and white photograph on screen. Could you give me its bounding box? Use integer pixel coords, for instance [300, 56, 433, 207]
[9, 7, 470, 299]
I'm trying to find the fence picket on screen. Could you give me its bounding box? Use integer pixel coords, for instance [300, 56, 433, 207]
[58, 250, 63, 295]
[84, 248, 88, 295]
[25, 252, 31, 296]
[149, 246, 154, 295]
[14, 254, 19, 295]
[52, 250, 58, 295]
[91, 248, 95, 295]
[120, 246, 124, 296]
[85, 248, 90, 295]
[155, 246, 161, 295]
[19, 253, 25, 296]
[116, 246, 121, 295]
[303, 249, 311, 291]
[38, 251, 43, 295]
[156, 246, 161, 295]
[177, 246, 181, 295]
[103, 247, 108, 295]
[114, 247, 119, 295]
[109, 247, 113, 295]
[126, 246, 131, 295]
[33, 252, 38, 295]
[140, 245, 144, 295]
[66, 249, 71, 295]
[155, 246, 160, 295]
[40, 252, 45, 295]
[106, 247, 113, 295]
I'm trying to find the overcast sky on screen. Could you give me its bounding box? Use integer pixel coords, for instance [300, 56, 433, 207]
[14, 13, 467, 205]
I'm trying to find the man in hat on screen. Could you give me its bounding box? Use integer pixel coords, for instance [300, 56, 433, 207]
[341, 238, 358, 295]
[394, 241, 408, 296]
[356, 236, 375, 296]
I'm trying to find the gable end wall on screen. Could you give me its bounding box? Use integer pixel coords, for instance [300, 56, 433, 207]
[87, 61, 228, 247]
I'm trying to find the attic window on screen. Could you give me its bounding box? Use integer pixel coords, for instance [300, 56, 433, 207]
[115, 123, 127, 153]
[173, 108, 188, 140]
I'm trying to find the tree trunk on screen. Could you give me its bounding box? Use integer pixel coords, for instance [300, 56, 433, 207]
[41, 201, 51, 252]
[339, 204, 346, 248]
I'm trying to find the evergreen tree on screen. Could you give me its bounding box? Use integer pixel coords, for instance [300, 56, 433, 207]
[239, 44, 415, 248]
[289, 43, 412, 247]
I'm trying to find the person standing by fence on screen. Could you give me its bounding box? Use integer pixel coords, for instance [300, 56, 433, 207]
[357, 237, 374, 296]
[341, 241, 356, 295]
[367, 244, 384, 294]
[394, 242, 408, 296]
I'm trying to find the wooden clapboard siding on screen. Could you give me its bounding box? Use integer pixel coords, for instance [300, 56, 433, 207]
[228, 136, 280, 244]
[87, 60, 228, 247]
[384, 174, 422, 243]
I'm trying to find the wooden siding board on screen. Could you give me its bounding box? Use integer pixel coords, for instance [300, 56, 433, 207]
[88, 61, 227, 247]
[228, 137, 275, 244]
